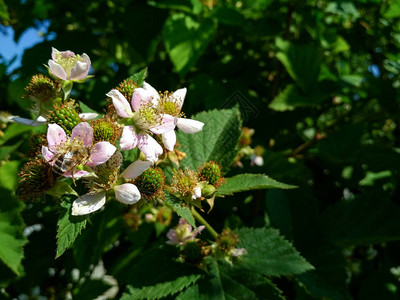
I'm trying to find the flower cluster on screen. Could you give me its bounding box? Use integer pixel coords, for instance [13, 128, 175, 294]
[13, 48, 206, 216]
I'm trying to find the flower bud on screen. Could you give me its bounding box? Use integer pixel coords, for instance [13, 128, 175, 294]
[201, 184, 216, 198]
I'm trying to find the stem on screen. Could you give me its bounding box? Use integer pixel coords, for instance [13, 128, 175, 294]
[191, 207, 218, 239]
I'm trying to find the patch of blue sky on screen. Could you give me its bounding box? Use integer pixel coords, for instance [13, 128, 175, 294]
[0, 19, 56, 73]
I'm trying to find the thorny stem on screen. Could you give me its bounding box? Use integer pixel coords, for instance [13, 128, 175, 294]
[191, 207, 218, 240]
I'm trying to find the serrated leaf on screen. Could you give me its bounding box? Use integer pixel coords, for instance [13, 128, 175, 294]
[163, 13, 217, 77]
[177, 107, 242, 171]
[237, 227, 314, 277]
[129, 68, 148, 86]
[56, 196, 89, 258]
[0, 190, 27, 276]
[121, 274, 201, 300]
[163, 192, 196, 228]
[0, 0, 10, 21]
[275, 39, 321, 93]
[321, 196, 400, 246]
[179, 257, 285, 300]
[216, 174, 297, 197]
[117, 245, 202, 299]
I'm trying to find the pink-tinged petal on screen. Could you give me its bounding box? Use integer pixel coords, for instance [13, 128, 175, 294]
[143, 82, 160, 106]
[149, 114, 176, 135]
[41, 146, 55, 162]
[120, 125, 138, 151]
[120, 160, 152, 179]
[231, 248, 248, 257]
[70, 60, 90, 81]
[79, 113, 98, 120]
[106, 89, 133, 118]
[162, 130, 176, 151]
[10, 115, 47, 127]
[166, 229, 179, 245]
[51, 47, 59, 60]
[81, 53, 91, 65]
[47, 123, 67, 149]
[48, 60, 68, 81]
[137, 134, 163, 163]
[63, 170, 90, 178]
[114, 183, 141, 204]
[176, 118, 204, 134]
[131, 86, 159, 111]
[193, 225, 205, 238]
[71, 192, 106, 216]
[87, 141, 117, 166]
[71, 122, 93, 147]
[172, 87, 187, 109]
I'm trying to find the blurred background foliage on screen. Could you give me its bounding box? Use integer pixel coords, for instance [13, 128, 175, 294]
[1, 0, 400, 299]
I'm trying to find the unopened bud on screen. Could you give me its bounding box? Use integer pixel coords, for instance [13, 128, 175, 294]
[201, 184, 216, 198]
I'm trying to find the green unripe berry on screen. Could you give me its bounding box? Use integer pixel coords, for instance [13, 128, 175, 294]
[199, 161, 222, 186]
[47, 105, 82, 135]
[134, 167, 165, 201]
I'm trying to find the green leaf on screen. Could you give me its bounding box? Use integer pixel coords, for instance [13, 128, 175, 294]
[237, 227, 314, 277]
[163, 13, 217, 77]
[118, 245, 202, 298]
[383, 0, 400, 19]
[322, 196, 400, 246]
[0, 123, 34, 146]
[177, 107, 242, 170]
[0, 190, 27, 276]
[56, 195, 89, 258]
[275, 39, 321, 93]
[0, 0, 10, 21]
[73, 201, 124, 271]
[216, 173, 297, 197]
[179, 257, 285, 300]
[0, 161, 20, 191]
[73, 279, 112, 300]
[129, 68, 148, 87]
[122, 274, 201, 300]
[163, 192, 196, 228]
[212, 7, 245, 26]
[0, 141, 22, 161]
[79, 101, 98, 114]
[268, 85, 325, 111]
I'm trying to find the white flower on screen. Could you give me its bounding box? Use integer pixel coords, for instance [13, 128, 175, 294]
[133, 82, 204, 151]
[48, 48, 91, 82]
[71, 160, 152, 216]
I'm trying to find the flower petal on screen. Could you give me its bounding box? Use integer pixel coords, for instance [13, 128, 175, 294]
[177, 118, 204, 134]
[173, 87, 187, 109]
[192, 186, 202, 199]
[106, 89, 133, 118]
[63, 170, 90, 178]
[132, 84, 159, 111]
[138, 134, 163, 163]
[51, 47, 59, 60]
[48, 60, 68, 81]
[79, 113, 98, 120]
[71, 122, 93, 147]
[143, 82, 160, 106]
[87, 141, 117, 166]
[41, 146, 54, 162]
[149, 114, 176, 135]
[71, 192, 106, 216]
[47, 123, 67, 149]
[114, 183, 141, 205]
[120, 125, 138, 151]
[70, 60, 90, 81]
[193, 225, 206, 238]
[120, 160, 152, 179]
[10, 115, 47, 127]
[162, 130, 176, 151]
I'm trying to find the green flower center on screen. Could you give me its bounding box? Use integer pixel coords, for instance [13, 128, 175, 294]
[55, 52, 83, 78]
